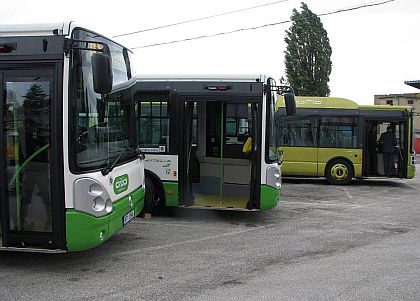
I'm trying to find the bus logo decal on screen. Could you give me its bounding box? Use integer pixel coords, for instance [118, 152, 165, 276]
[114, 174, 129, 194]
[296, 99, 323, 105]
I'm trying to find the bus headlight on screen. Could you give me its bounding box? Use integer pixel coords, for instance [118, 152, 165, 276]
[105, 199, 113, 213]
[74, 178, 112, 217]
[92, 197, 106, 212]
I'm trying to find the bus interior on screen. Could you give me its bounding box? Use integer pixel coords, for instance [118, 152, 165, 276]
[364, 119, 409, 178]
[135, 86, 264, 211]
[182, 99, 259, 210]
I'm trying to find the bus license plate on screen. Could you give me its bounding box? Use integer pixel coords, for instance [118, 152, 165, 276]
[123, 209, 135, 226]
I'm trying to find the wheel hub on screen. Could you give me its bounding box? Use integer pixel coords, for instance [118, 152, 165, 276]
[331, 163, 348, 181]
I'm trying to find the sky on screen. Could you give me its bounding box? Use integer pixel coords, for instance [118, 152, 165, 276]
[1, 0, 419, 104]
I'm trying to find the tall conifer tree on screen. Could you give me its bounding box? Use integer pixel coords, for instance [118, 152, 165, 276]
[284, 2, 332, 96]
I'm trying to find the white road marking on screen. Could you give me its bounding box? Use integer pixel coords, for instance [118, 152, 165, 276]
[406, 184, 420, 192]
[131, 219, 231, 231]
[116, 226, 266, 256]
[342, 188, 354, 199]
[283, 201, 358, 207]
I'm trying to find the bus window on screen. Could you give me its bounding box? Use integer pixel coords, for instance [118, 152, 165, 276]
[137, 96, 170, 153]
[226, 103, 251, 145]
[319, 116, 358, 148]
[279, 118, 317, 147]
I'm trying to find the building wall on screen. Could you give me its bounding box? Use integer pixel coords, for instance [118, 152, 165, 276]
[374, 93, 420, 135]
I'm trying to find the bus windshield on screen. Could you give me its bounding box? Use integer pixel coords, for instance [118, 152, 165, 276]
[71, 28, 136, 171]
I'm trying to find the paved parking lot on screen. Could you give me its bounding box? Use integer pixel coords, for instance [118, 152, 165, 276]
[1, 173, 420, 300]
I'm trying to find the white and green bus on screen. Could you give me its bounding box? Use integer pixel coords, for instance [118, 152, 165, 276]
[0, 22, 145, 252]
[134, 75, 295, 212]
[276, 96, 416, 184]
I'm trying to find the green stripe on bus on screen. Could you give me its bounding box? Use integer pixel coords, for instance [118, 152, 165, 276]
[162, 182, 179, 207]
[66, 186, 144, 251]
[260, 185, 281, 211]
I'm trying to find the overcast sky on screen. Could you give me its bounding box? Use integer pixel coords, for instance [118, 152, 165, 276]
[1, 0, 419, 104]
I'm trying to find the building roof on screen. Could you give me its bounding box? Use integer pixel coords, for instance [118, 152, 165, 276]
[405, 80, 420, 90]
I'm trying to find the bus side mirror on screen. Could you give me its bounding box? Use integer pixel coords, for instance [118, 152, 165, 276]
[92, 47, 113, 94]
[277, 149, 284, 165]
[284, 93, 296, 116]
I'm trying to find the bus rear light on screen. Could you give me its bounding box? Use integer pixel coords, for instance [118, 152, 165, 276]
[0, 43, 17, 53]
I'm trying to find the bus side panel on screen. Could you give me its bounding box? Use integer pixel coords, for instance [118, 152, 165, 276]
[280, 147, 318, 176]
[66, 186, 144, 252]
[317, 148, 363, 177]
[162, 182, 179, 206]
[407, 118, 416, 179]
[407, 165, 415, 179]
[260, 185, 280, 211]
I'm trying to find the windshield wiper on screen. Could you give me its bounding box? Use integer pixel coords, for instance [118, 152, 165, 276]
[101, 145, 141, 176]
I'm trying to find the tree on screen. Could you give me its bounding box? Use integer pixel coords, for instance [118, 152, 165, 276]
[23, 84, 48, 107]
[284, 2, 332, 96]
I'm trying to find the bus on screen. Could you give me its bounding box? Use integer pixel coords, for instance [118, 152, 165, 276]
[0, 22, 145, 252]
[276, 96, 416, 184]
[134, 75, 295, 212]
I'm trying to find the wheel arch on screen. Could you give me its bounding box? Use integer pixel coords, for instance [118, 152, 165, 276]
[144, 169, 166, 206]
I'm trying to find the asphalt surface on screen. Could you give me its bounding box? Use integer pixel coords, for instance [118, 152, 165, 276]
[1, 172, 420, 300]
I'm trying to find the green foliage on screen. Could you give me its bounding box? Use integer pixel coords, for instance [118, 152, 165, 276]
[23, 84, 48, 106]
[284, 2, 332, 96]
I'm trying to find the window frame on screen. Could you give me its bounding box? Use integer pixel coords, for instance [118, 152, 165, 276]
[136, 95, 171, 154]
[319, 116, 359, 149]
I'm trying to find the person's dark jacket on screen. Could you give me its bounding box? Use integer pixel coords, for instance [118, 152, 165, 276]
[368, 130, 377, 153]
[379, 131, 397, 153]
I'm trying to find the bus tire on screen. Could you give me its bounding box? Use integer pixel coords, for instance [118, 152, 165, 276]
[142, 176, 156, 214]
[325, 159, 353, 185]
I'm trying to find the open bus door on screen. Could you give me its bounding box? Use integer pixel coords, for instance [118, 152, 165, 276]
[180, 97, 260, 210]
[363, 118, 408, 178]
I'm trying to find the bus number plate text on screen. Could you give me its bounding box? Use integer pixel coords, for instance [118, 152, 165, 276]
[123, 210, 135, 227]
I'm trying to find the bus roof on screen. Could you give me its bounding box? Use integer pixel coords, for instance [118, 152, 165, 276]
[0, 22, 72, 37]
[277, 96, 412, 111]
[359, 104, 412, 111]
[0, 22, 128, 52]
[277, 96, 358, 109]
[136, 74, 270, 83]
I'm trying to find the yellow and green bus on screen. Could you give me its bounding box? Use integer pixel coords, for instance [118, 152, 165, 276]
[276, 96, 416, 184]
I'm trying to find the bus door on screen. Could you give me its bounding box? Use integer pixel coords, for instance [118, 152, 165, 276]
[180, 98, 259, 209]
[364, 118, 408, 178]
[0, 66, 64, 250]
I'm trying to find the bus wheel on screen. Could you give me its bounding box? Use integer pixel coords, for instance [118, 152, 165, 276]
[326, 159, 353, 185]
[142, 176, 156, 214]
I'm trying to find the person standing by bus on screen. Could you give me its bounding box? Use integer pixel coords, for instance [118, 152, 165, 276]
[379, 125, 397, 176]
